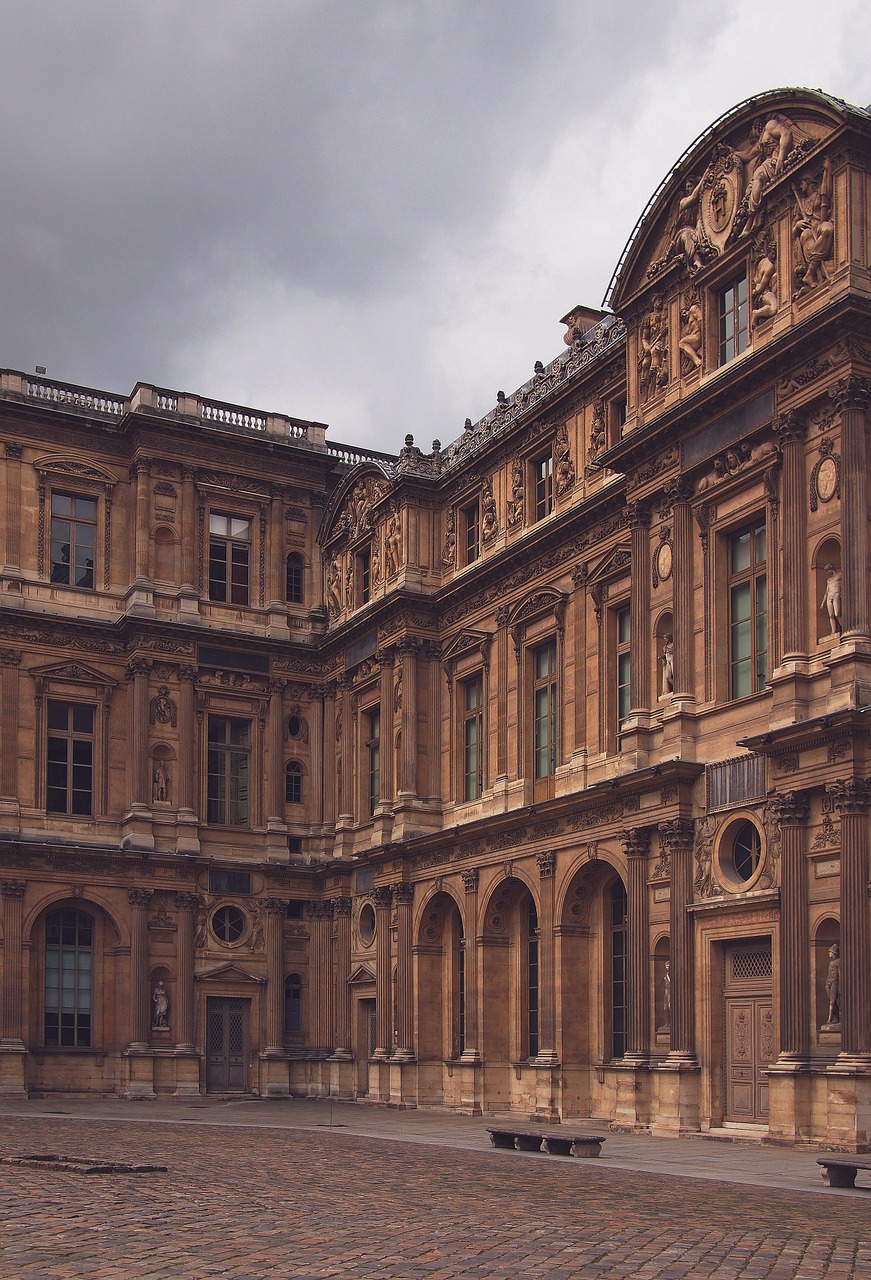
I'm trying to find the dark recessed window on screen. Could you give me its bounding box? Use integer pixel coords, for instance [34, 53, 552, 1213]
[533, 453, 553, 521]
[284, 974, 303, 1035]
[462, 501, 480, 565]
[286, 553, 304, 604]
[732, 822, 762, 882]
[50, 493, 96, 589]
[207, 716, 251, 827]
[209, 868, 252, 895]
[285, 760, 303, 805]
[719, 274, 749, 364]
[729, 523, 767, 699]
[46, 700, 95, 816]
[208, 513, 250, 605]
[44, 909, 93, 1048]
[211, 905, 245, 943]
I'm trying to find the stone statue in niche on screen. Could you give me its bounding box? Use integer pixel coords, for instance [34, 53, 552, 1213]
[371, 541, 382, 589]
[554, 424, 576, 496]
[152, 759, 169, 804]
[661, 635, 674, 696]
[822, 943, 841, 1029]
[326, 558, 343, 617]
[792, 157, 834, 295]
[481, 480, 498, 542]
[589, 402, 606, 457]
[385, 512, 402, 576]
[152, 981, 170, 1029]
[821, 564, 842, 636]
[678, 299, 702, 372]
[345, 561, 354, 606]
[638, 295, 668, 402]
[507, 459, 524, 527]
[751, 248, 778, 325]
[441, 511, 456, 567]
[658, 959, 671, 1033]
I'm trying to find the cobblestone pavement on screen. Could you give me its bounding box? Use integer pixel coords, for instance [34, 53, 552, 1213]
[0, 1114, 868, 1279]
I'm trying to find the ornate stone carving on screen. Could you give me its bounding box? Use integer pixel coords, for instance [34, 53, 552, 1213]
[326, 557, 343, 617]
[750, 234, 778, 326]
[620, 827, 651, 859]
[481, 479, 498, 543]
[461, 868, 479, 893]
[696, 439, 777, 492]
[506, 459, 524, 527]
[149, 686, 177, 727]
[792, 157, 833, 296]
[638, 295, 668, 402]
[152, 759, 169, 804]
[151, 981, 169, 1029]
[810, 437, 840, 511]
[441, 510, 456, 567]
[827, 777, 871, 814]
[305, 900, 334, 921]
[393, 882, 414, 905]
[830, 376, 870, 414]
[554, 423, 575, 497]
[1, 880, 26, 899]
[129, 888, 154, 908]
[768, 791, 810, 827]
[536, 852, 556, 879]
[332, 897, 353, 917]
[678, 294, 702, 372]
[385, 511, 402, 576]
[372, 886, 393, 909]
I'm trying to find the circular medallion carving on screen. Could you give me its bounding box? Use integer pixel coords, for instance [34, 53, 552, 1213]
[655, 541, 673, 583]
[816, 455, 838, 503]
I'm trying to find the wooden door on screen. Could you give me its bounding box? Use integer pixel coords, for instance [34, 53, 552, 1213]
[723, 942, 774, 1123]
[206, 997, 249, 1092]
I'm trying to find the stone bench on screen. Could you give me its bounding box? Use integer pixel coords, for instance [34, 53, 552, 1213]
[486, 1128, 605, 1158]
[817, 1155, 871, 1188]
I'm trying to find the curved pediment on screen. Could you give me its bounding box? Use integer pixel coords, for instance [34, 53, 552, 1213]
[607, 88, 854, 313]
[319, 464, 392, 548]
[32, 454, 119, 486]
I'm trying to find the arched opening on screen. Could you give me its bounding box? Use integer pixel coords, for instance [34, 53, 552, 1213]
[152, 525, 178, 585]
[655, 609, 674, 698]
[285, 760, 304, 806]
[44, 908, 93, 1047]
[284, 973, 303, 1036]
[653, 934, 671, 1043]
[813, 537, 841, 642]
[609, 879, 628, 1061]
[814, 916, 840, 1035]
[414, 893, 465, 1104]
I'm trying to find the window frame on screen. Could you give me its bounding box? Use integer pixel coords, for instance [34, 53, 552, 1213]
[285, 759, 304, 806]
[608, 879, 628, 1062]
[461, 672, 485, 802]
[206, 714, 252, 828]
[615, 604, 632, 739]
[49, 491, 98, 591]
[43, 908, 94, 1049]
[366, 706, 381, 817]
[718, 270, 750, 366]
[45, 699, 96, 817]
[461, 500, 481, 566]
[284, 972, 304, 1037]
[523, 897, 540, 1061]
[531, 451, 554, 522]
[207, 511, 252, 606]
[532, 638, 558, 787]
[285, 552, 304, 605]
[728, 520, 768, 700]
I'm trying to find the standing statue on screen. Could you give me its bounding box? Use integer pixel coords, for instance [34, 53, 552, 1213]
[152, 759, 168, 804]
[507, 459, 524, 527]
[326, 558, 343, 617]
[823, 943, 841, 1028]
[661, 634, 674, 696]
[385, 512, 402, 577]
[821, 564, 842, 635]
[638, 295, 668, 402]
[152, 981, 170, 1029]
[793, 157, 834, 294]
[658, 959, 672, 1033]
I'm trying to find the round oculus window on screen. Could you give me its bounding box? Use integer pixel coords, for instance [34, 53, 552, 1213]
[359, 902, 376, 946]
[731, 821, 762, 883]
[212, 905, 246, 944]
[287, 715, 303, 739]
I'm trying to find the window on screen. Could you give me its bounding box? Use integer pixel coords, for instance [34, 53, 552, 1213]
[285, 553, 303, 604]
[462, 501, 480, 565]
[285, 760, 303, 805]
[50, 493, 96, 589]
[46, 701, 95, 816]
[286, 899, 305, 920]
[359, 548, 371, 605]
[207, 716, 251, 826]
[366, 708, 381, 816]
[208, 514, 250, 605]
[731, 821, 762, 882]
[719, 274, 749, 364]
[454, 916, 466, 1058]
[359, 902, 376, 945]
[211, 905, 246, 943]
[525, 898, 539, 1060]
[284, 974, 303, 1035]
[610, 880, 628, 1060]
[462, 674, 484, 801]
[616, 606, 632, 731]
[533, 453, 554, 521]
[209, 868, 251, 895]
[533, 640, 557, 779]
[729, 523, 767, 698]
[44, 909, 93, 1047]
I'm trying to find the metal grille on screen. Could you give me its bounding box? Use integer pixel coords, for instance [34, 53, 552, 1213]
[732, 949, 772, 981]
[706, 753, 766, 811]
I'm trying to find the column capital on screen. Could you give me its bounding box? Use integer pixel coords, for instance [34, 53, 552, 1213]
[266, 679, 286, 696]
[830, 375, 870, 413]
[375, 648, 396, 669]
[177, 665, 199, 684]
[175, 892, 201, 911]
[332, 896, 353, 916]
[461, 867, 479, 893]
[305, 900, 334, 921]
[657, 818, 695, 852]
[421, 641, 442, 662]
[620, 827, 652, 859]
[125, 657, 152, 680]
[397, 637, 421, 657]
[263, 898, 287, 916]
[767, 790, 810, 827]
[372, 885, 393, 909]
[0, 650, 22, 667]
[1, 880, 26, 900]
[774, 410, 806, 446]
[626, 499, 651, 530]
[128, 888, 154, 909]
[827, 777, 871, 815]
[664, 476, 694, 507]
[4, 441, 22, 460]
[129, 456, 152, 477]
[536, 851, 556, 879]
[392, 881, 414, 905]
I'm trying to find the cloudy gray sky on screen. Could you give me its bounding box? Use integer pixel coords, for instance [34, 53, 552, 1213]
[0, 1, 866, 454]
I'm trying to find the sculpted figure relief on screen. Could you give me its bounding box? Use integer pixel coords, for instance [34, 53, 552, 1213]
[670, 174, 708, 274]
[152, 981, 170, 1029]
[554, 423, 576, 496]
[638, 295, 668, 402]
[821, 564, 842, 635]
[823, 943, 841, 1028]
[507, 459, 524, 527]
[679, 299, 703, 371]
[737, 114, 794, 237]
[481, 480, 498, 542]
[152, 759, 169, 804]
[661, 634, 674, 696]
[793, 157, 834, 294]
[751, 250, 778, 325]
[326, 558, 343, 617]
[385, 511, 402, 576]
[589, 402, 606, 456]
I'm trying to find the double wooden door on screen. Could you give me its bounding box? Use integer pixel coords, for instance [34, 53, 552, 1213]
[206, 997, 249, 1092]
[724, 942, 774, 1123]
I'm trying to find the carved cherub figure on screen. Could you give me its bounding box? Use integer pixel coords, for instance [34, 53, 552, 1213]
[751, 253, 778, 324]
[679, 301, 703, 371]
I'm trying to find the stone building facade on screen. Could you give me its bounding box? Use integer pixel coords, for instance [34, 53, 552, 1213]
[1, 88, 870, 1147]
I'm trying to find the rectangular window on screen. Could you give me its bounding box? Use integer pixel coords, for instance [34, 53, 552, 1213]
[533, 454, 554, 521]
[719, 274, 749, 364]
[616, 606, 632, 730]
[729, 523, 768, 698]
[208, 514, 251, 605]
[209, 868, 252, 895]
[207, 716, 251, 826]
[526, 899, 539, 1060]
[46, 701, 95, 816]
[533, 639, 558, 779]
[50, 493, 96, 589]
[462, 501, 480, 565]
[44, 909, 93, 1048]
[367, 708, 381, 816]
[285, 554, 303, 604]
[359, 549, 371, 605]
[462, 674, 484, 801]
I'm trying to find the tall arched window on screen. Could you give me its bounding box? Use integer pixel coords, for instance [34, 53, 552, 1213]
[44, 909, 93, 1047]
[284, 973, 302, 1035]
[285, 760, 303, 805]
[452, 912, 465, 1059]
[610, 880, 628, 1060]
[286, 553, 304, 605]
[525, 898, 539, 1060]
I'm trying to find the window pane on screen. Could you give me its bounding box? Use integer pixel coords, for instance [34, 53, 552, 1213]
[210, 514, 228, 535]
[72, 705, 95, 734]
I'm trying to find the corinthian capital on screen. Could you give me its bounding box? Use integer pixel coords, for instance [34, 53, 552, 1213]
[827, 777, 871, 815]
[830, 376, 870, 414]
[767, 790, 810, 827]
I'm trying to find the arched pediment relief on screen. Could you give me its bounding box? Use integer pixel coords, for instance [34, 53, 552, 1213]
[195, 962, 267, 985]
[29, 659, 118, 689]
[506, 588, 566, 632]
[319, 465, 392, 549]
[608, 89, 847, 313]
[441, 628, 492, 671]
[32, 455, 118, 487]
[585, 544, 632, 589]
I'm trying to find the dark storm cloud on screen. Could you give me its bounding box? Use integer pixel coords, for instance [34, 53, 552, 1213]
[0, 1, 863, 449]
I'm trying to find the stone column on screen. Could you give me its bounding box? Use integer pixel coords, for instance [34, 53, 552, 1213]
[2, 442, 22, 578]
[770, 792, 811, 1062]
[266, 679, 285, 825]
[263, 899, 286, 1054]
[377, 651, 395, 810]
[336, 677, 353, 823]
[128, 889, 153, 1048]
[0, 651, 22, 801]
[830, 377, 870, 638]
[393, 882, 414, 1059]
[534, 853, 559, 1063]
[131, 457, 152, 584]
[373, 886, 393, 1058]
[176, 667, 197, 816]
[180, 467, 198, 595]
[828, 778, 871, 1062]
[308, 688, 325, 828]
[397, 640, 419, 800]
[322, 685, 337, 828]
[267, 485, 284, 609]
[126, 659, 152, 809]
[621, 828, 651, 1062]
[0, 881, 26, 1043]
[659, 819, 697, 1063]
[628, 502, 651, 713]
[669, 480, 695, 700]
[423, 642, 442, 802]
[775, 413, 808, 659]
[332, 898, 353, 1057]
[174, 893, 199, 1050]
[459, 869, 480, 1061]
[306, 902, 334, 1052]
